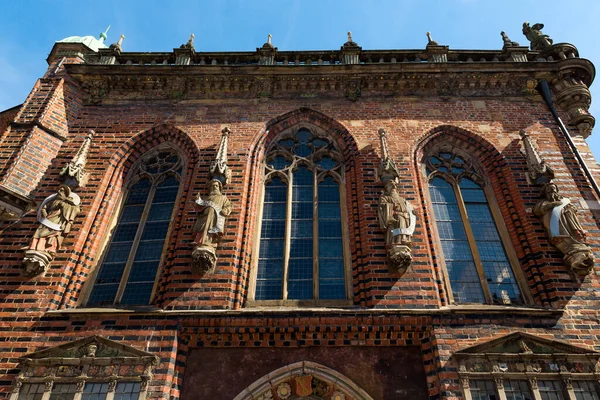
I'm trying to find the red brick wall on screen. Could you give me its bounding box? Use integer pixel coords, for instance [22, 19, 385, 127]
[0, 83, 598, 399]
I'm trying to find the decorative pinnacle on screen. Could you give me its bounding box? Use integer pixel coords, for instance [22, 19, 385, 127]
[519, 130, 555, 185]
[267, 34, 272, 46]
[182, 33, 195, 50]
[377, 128, 399, 183]
[110, 34, 125, 52]
[209, 127, 232, 185]
[99, 25, 110, 43]
[60, 129, 94, 187]
[426, 32, 438, 46]
[500, 31, 519, 48]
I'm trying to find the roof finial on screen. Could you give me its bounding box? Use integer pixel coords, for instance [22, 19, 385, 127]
[347, 31, 353, 43]
[267, 34, 272, 46]
[110, 34, 124, 52]
[426, 32, 438, 46]
[181, 33, 195, 50]
[99, 25, 110, 43]
[500, 31, 519, 48]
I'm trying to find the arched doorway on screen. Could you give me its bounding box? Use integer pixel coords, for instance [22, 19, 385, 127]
[233, 361, 374, 400]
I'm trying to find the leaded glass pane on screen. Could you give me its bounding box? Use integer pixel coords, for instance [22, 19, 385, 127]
[114, 382, 140, 400]
[429, 177, 484, 303]
[18, 383, 45, 400]
[82, 383, 109, 400]
[461, 178, 522, 305]
[49, 383, 77, 400]
[256, 178, 287, 300]
[538, 380, 565, 400]
[504, 380, 533, 400]
[573, 381, 600, 400]
[318, 177, 344, 299]
[269, 155, 291, 170]
[470, 380, 497, 400]
[89, 149, 181, 307]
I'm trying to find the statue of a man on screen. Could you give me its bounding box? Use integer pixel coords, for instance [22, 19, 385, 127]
[193, 179, 232, 247]
[24, 185, 81, 275]
[378, 181, 416, 273]
[29, 185, 80, 254]
[534, 182, 593, 276]
[192, 179, 232, 272]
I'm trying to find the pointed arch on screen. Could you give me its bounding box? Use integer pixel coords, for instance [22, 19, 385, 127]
[257, 107, 360, 163]
[233, 361, 375, 400]
[67, 124, 199, 308]
[414, 125, 536, 306]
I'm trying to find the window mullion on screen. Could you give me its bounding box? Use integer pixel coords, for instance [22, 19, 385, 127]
[453, 182, 493, 303]
[114, 181, 159, 304]
[313, 169, 319, 300]
[282, 170, 293, 300]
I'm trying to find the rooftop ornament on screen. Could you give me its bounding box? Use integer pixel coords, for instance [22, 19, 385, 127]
[426, 32, 438, 46]
[522, 22, 553, 51]
[181, 33, 195, 51]
[109, 34, 125, 53]
[500, 31, 520, 48]
[99, 25, 110, 44]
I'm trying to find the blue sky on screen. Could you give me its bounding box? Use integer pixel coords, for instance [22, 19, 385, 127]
[2, 0, 600, 157]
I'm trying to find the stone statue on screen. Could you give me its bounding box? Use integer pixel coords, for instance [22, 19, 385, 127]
[181, 33, 195, 50]
[534, 182, 594, 276]
[378, 181, 416, 274]
[522, 22, 553, 51]
[192, 179, 232, 273]
[23, 185, 81, 275]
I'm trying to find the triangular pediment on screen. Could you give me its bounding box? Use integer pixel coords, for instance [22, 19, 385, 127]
[455, 332, 598, 356]
[22, 335, 155, 360]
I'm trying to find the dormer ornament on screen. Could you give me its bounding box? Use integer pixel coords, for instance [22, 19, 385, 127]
[519, 130, 554, 185]
[341, 32, 361, 65]
[258, 34, 277, 65]
[60, 130, 94, 187]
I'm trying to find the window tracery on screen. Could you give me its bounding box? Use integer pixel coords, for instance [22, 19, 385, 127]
[251, 128, 349, 303]
[86, 146, 182, 306]
[424, 147, 526, 305]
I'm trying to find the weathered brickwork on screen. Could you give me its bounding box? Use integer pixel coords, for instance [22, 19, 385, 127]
[0, 34, 599, 400]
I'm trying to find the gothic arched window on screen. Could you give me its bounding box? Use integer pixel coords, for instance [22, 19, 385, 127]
[424, 148, 528, 305]
[86, 146, 182, 306]
[250, 128, 350, 304]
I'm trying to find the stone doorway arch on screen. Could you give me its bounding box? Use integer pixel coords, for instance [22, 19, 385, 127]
[233, 361, 374, 400]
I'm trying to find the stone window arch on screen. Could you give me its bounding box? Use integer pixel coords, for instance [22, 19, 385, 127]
[84, 143, 184, 306]
[422, 144, 530, 305]
[247, 125, 352, 306]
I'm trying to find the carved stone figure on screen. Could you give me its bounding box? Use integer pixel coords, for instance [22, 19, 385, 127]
[181, 33, 195, 50]
[522, 22, 553, 51]
[378, 181, 416, 274]
[23, 185, 81, 275]
[192, 179, 232, 273]
[534, 182, 594, 276]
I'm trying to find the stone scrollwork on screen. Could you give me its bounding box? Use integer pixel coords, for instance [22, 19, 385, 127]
[534, 182, 594, 276]
[23, 185, 81, 276]
[192, 127, 232, 274]
[377, 128, 415, 275]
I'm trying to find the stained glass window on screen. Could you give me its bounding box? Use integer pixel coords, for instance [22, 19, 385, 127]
[88, 147, 182, 306]
[255, 128, 347, 301]
[426, 149, 524, 305]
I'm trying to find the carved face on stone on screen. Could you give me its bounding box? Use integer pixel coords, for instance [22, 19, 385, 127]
[209, 180, 222, 195]
[58, 185, 71, 200]
[384, 181, 397, 195]
[543, 183, 560, 200]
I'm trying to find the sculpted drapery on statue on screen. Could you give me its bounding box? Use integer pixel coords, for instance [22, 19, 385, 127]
[534, 182, 594, 276]
[23, 185, 81, 275]
[378, 181, 416, 274]
[193, 179, 232, 248]
[192, 127, 232, 273]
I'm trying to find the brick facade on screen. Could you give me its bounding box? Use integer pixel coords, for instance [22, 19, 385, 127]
[0, 34, 599, 400]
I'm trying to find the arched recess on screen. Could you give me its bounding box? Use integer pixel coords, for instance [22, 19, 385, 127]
[232, 361, 375, 400]
[412, 125, 546, 306]
[239, 108, 364, 306]
[60, 124, 200, 309]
